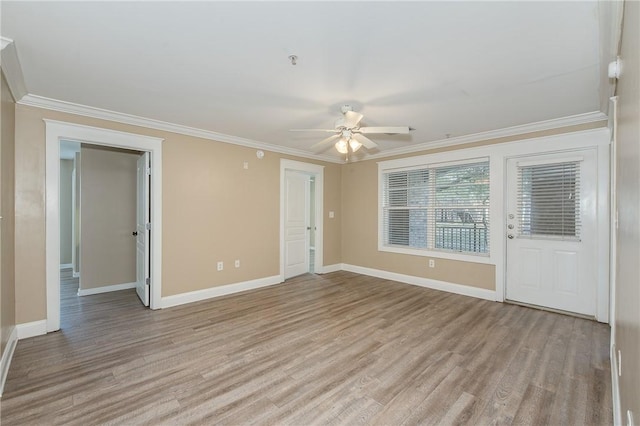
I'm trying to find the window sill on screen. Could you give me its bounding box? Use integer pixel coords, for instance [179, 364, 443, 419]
[378, 244, 494, 264]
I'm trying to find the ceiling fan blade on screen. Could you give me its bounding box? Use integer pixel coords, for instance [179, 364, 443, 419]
[358, 126, 411, 134]
[290, 129, 339, 133]
[343, 111, 364, 127]
[352, 133, 377, 149]
[310, 134, 340, 151]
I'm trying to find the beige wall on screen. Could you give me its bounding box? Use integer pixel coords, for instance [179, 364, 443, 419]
[341, 157, 495, 289]
[80, 146, 138, 290]
[13, 104, 342, 321]
[614, 0, 640, 420]
[340, 121, 607, 291]
[1, 71, 16, 355]
[59, 159, 73, 265]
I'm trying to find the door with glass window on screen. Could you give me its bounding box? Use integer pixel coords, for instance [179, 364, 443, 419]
[505, 150, 598, 316]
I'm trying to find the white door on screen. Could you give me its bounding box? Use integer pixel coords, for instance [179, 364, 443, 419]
[505, 149, 598, 316]
[136, 152, 150, 306]
[284, 171, 310, 279]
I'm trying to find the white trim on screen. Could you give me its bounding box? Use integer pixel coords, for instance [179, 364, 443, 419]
[595, 142, 611, 323]
[60, 263, 72, 270]
[320, 264, 342, 274]
[0, 37, 13, 50]
[16, 320, 47, 340]
[611, 343, 622, 426]
[609, 96, 618, 329]
[160, 275, 282, 309]
[280, 159, 325, 281]
[342, 264, 496, 301]
[0, 326, 17, 396]
[19, 94, 341, 164]
[45, 120, 164, 333]
[363, 111, 607, 161]
[77, 282, 137, 296]
[0, 39, 28, 101]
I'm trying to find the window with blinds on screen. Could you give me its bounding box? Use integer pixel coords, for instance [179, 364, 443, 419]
[517, 161, 581, 239]
[382, 160, 490, 254]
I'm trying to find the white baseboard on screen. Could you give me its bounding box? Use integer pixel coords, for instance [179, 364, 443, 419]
[320, 264, 342, 274]
[73, 271, 80, 278]
[611, 342, 622, 426]
[77, 281, 136, 296]
[341, 264, 497, 301]
[160, 275, 282, 309]
[16, 320, 47, 340]
[0, 326, 18, 396]
[59, 263, 72, 270]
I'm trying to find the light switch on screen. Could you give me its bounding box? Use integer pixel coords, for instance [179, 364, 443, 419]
[329, 211, 335, 218]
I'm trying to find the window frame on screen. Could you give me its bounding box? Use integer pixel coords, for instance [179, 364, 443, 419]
[378, 155, 494, 264]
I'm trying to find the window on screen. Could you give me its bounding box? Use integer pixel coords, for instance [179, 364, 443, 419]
[382, 159, 490, 255]
[517, 161, 581, 239]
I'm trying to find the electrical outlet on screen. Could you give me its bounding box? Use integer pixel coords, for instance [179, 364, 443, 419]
[243, 161, 249, 169]
[429, 259, 435, 268]
[235, 259, 240, 268]
[217, 261, 223, 271]
[329, 211, 335, 218]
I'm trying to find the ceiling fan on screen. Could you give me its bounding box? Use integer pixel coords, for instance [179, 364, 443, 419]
[290, 105, 413, 155]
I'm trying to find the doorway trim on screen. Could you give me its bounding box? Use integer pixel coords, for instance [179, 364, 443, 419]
[280, 159, 324, 281]
[45, 119, 164, 332]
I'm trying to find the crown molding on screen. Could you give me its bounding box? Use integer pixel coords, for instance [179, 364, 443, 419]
[17, 94, 342, 164]
[362, 111, 608, 162]
[0, 38, 28, 101]
[18, 93, 607, 165]
[0, 37, 13, 50]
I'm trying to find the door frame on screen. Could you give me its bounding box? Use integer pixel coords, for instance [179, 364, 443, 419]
[280, 159, 324, 281]
[501, 135, 610, 322]
[45, 120, 163, 332]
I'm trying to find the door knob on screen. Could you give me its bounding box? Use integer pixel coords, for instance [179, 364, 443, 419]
[508, 224, 514, 229]
[132, 231, 138, 236]
[508, 234, 514, 239]
[306, 227, 311, 230]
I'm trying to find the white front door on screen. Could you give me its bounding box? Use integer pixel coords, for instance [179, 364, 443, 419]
[505, 149, 598, 316]
[284, 171, 310, 279]
[136, 152, 150, 306]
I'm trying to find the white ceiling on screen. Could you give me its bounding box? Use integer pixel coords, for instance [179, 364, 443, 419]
[2, 1, 609, 161]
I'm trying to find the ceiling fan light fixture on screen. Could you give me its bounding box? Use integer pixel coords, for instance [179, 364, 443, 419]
[349, 138, 362, 152]
[335, 138, 349, 154]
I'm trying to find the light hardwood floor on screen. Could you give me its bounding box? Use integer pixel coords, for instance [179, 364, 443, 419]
[1, 270, 612, 425]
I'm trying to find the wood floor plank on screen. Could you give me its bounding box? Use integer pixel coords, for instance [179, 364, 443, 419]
[0, 270, 612, 425]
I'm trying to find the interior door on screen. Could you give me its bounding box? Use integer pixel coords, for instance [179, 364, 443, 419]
[505, 149, 598, 316]
[136, 152, 150, 306]
[284, 171, 310, 279]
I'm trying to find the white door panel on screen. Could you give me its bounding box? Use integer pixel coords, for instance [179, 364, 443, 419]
[136, 152, 150, 306]
[284, 171, 310, 279]
[505, 149, 597, 316]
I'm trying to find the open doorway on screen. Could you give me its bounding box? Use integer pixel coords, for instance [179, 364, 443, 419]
[45, 120, 163, 333]
[58, 142, 151, 327]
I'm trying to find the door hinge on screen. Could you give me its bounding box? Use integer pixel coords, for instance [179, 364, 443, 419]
[145, 277, 150, 286]
[145, 222, 151, 230]
[146, 167, 151, 176]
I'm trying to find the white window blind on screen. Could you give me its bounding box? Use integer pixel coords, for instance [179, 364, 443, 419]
[382, 160, 489, 254]
[383, 169, 429, 248]
[517, 161, 581, 239]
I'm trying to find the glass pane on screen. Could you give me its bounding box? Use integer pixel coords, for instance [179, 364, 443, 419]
[518, 162, 580, 238]
[434, 208, 489, 253]
[434, 162, 490, 253]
